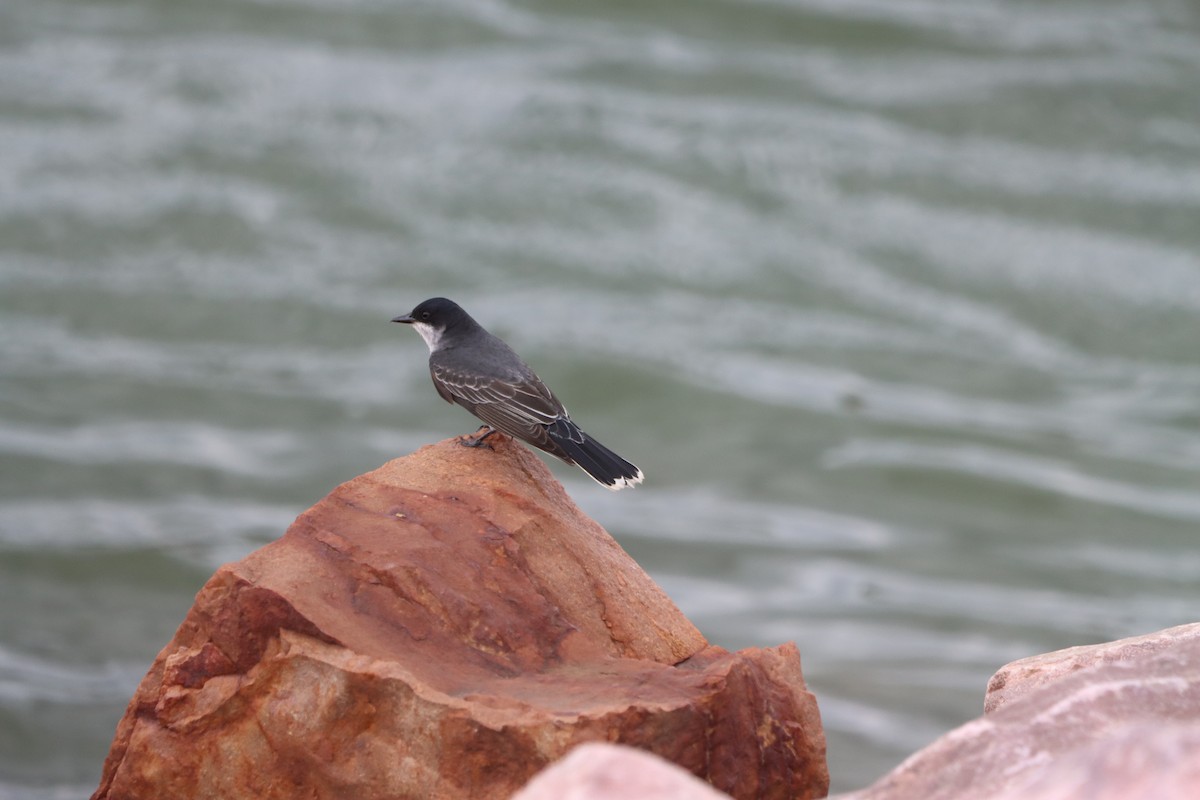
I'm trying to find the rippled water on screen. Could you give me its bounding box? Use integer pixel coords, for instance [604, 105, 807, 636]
[3, 0, 1199, 795]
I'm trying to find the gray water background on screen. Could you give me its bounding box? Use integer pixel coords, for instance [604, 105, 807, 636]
[2, 0, 1199, 796]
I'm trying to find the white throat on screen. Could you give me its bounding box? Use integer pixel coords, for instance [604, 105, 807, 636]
[411, 321, 444, 352]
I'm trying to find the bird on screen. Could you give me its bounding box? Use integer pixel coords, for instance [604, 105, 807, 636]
[392, 297, 644, 491]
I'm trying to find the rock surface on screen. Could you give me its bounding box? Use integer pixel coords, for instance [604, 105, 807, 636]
[989, 722, 1200, 800]
[984, 621, 1200, 713]
[832, 623, 1200, 800]
[92, 435, 827, 800]
[512, 743, 734, 800]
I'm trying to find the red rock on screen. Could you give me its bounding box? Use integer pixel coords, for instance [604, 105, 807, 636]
[92, 436, 827, 800]
[832, 623, 1200, 800]
[512, 742, 734, 800]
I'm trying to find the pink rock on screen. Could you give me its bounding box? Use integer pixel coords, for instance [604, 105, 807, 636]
[92, 436, 828, 800]
[985, 621, 1200, 713]
[991, 722, 1200, 800]
[512, 743, 734, 800]
[833, 623, 1200, 800]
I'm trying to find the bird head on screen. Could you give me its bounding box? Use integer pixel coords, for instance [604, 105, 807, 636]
[391, 297, 471, 352]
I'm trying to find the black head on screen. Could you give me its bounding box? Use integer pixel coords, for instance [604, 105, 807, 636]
[390, 297, 470, 328]
[391, 298, 478, 352]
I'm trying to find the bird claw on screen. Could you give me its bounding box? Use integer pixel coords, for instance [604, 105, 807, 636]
[460, 426, 498, 449]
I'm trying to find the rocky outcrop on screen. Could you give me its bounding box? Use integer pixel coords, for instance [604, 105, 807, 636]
[832, 622, 1200, 800]
[92, 435, 827, 800]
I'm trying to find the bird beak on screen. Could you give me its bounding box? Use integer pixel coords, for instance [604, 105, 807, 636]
[391, 314, 415, 324]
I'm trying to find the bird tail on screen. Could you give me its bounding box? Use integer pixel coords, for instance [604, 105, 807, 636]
[547, 421, 643, 491]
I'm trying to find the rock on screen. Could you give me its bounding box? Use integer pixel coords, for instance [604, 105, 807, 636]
[989, 722, 1200, 800]
[831, 623, 1200, 800]
[92, 435, 827, 800]
[512, 743, 734, 800]
[984, 621, 1200, 713]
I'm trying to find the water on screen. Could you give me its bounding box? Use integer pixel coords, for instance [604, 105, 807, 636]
[2, 0, 1198, 795]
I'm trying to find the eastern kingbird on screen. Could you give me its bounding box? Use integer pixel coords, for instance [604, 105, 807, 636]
[392, 297, 644, 491]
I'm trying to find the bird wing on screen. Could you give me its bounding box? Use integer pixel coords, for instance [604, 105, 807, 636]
[430, 362, 573, 454]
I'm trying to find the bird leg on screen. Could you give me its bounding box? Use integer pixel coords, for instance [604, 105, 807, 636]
[460, 425, 499, 449]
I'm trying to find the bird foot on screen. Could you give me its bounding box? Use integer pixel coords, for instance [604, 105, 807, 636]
[459, 426, 499, 449]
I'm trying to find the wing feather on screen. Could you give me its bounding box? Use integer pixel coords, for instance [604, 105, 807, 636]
[430, 362, 572, 455]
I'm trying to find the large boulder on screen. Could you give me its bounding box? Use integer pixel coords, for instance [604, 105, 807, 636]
[92, 435, 827, 800]
[831, 622, 1200, 800]
[984, 621, 1200, 712]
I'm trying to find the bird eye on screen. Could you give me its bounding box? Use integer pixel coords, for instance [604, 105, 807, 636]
[420, 311, 431, 320]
